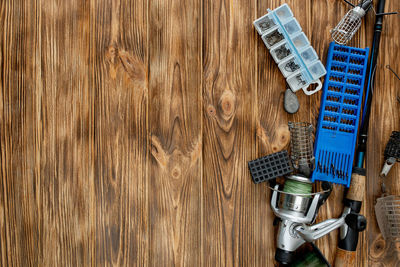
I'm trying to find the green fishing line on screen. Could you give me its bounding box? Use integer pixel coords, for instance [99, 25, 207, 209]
[283, 179, 312, 197]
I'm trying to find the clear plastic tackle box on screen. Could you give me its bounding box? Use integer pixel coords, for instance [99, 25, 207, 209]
[253, 4, 327, 95]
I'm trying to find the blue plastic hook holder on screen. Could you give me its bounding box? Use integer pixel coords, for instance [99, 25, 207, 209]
[311, 42, 369, 187]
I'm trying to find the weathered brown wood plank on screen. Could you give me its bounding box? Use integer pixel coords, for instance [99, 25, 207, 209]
[91, 0, 149, 265]
[1, 0, 94, 266]
[148, 0, 202, 266]
[202, 0, 260, 265]
[35, 0, 93, 265]
[1, 0, 400, 266]
[0, 0, 40, 266]
[367, 0, 400, 265]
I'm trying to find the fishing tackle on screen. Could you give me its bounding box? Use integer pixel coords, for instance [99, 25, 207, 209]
[312, 43, 369, 187]
[248, 123, 366, 265]
[331, 0, 373, 45]
[335, 1, 397, 265]
[253, 4, 326, 96]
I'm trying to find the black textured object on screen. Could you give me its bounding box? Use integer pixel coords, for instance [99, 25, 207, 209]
[275, 248, 295, 265]
[384, 131, 400, 160]
[248, 150, 293, 184]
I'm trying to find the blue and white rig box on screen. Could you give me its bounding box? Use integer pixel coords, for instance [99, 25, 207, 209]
[253, 4, 327, 95]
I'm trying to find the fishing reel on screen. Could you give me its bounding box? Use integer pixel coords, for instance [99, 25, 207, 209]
[248, 122, 367, 265]
[270, 175, 366, 265]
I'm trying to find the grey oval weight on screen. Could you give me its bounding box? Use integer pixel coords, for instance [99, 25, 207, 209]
[284, 88, 300, 114]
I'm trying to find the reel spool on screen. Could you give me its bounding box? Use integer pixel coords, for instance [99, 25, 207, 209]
[271, 175, 330, 225]
[279, 175, 313, 214]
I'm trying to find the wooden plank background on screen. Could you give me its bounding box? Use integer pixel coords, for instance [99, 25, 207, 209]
[1, 0, 399, 266]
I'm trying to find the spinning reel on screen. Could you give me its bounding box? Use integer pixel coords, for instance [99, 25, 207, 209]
[270, 175, 366, 264]
[249, 122, 366, 265]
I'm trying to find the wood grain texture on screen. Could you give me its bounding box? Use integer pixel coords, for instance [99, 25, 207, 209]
[148, 0, 202, 266]
[1, 1, 39, 266]
[366, 0, 400, 266]
[1, 0, 94, 266]
[202, 0, 260, 265]
[1, 0, 400, 266]
[37, 0, 93, 265]
[91, 0, 148, 265]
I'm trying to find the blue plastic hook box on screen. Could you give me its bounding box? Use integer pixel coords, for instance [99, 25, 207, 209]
[253, 4, 327, 95]
[311, 42, 369, 187]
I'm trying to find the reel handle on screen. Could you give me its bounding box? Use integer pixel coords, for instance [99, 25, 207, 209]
[334, 170, 366, 267]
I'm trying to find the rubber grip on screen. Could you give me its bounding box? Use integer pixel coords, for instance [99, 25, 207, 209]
[334, 248, 356, 267]
[338, 226, 359, 251]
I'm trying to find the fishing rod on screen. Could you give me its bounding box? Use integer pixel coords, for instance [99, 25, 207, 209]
[335, 0, 397, 265]
[357, 0, 395, 167]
